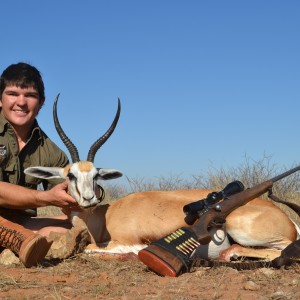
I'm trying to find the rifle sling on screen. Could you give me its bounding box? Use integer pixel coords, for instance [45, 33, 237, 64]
[268, 193, 300, 217]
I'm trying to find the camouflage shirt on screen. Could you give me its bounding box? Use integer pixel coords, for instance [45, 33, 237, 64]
[0, 112, 69, 216]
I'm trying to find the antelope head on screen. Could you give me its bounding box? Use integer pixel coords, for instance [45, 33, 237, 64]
[24, 95, 123, 208]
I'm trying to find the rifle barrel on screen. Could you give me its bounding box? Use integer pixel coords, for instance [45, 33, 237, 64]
[271, 165, 300, 183]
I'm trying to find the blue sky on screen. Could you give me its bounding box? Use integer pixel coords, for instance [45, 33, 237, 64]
[1, 1, 300, 184]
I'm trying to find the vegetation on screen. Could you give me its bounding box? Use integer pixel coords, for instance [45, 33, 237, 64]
[104, 155, 300, 202]
[38, 155, 300, 216]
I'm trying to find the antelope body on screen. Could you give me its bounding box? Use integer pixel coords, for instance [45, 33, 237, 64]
[69, 190, 299, 262]
[25, 96, 299, 263]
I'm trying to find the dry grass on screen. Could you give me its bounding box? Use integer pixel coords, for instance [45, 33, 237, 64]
[38, 155, 300, 218]
[105, 154, 300, 203]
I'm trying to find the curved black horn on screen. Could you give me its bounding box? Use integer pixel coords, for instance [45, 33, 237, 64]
[53, 94, 80, 162]
[87, 98, 121, 162]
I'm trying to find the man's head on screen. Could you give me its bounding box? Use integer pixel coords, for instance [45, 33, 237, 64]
[0, 62, 45, 103]
[0, 63, 46, 133]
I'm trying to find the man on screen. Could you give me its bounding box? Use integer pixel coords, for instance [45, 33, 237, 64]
[0, 62, 89, 267]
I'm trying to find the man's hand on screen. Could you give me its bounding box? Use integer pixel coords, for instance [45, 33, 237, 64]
[38, 180, 80, 209]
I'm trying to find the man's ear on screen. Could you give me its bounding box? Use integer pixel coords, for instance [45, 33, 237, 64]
[39, 98, 45, 109]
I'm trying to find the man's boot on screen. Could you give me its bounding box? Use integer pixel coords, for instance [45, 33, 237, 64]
[0, 216, 52, 267]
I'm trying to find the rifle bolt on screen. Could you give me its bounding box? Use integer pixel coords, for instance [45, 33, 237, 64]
[215, 204, 221, 211]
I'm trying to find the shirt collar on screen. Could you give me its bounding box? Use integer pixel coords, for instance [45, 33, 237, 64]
[29, 120, 43, 141]
[0, 111, 8, 134]
[0, 110, 42, 140]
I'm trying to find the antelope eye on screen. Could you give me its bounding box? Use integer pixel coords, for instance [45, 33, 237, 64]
[68, 172, 75, 180]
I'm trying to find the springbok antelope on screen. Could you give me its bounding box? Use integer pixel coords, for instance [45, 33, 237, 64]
[25, 96, 300, 263]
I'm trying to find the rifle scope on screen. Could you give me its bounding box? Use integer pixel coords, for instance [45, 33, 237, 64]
[183, 180, 244, 222]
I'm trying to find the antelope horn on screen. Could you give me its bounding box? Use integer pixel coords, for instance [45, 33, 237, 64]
[87, 98, 121, 162]
[53, 94, 80, 163]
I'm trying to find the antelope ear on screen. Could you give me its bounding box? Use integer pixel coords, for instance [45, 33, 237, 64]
[24, 167, 67, 180]
[96, 168, 123, 181]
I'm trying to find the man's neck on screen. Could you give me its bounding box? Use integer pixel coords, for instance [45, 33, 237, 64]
[12, 123, 34, 151]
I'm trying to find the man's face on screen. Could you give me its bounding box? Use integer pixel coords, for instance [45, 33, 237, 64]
[0, 85, 44, 129]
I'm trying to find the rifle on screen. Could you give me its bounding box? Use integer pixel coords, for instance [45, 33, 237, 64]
[138, 165, 300, 277]
[182, 180, 245, 225]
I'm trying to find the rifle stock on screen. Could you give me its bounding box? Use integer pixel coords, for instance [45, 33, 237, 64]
[138, 165, 300, 277]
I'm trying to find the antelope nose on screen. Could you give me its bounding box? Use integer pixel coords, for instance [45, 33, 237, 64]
[83, 196, 94, 201]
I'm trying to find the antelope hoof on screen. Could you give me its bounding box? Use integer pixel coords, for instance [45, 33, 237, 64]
[219, 244, 241, 261]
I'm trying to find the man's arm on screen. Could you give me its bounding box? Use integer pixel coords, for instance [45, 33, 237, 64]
[0, 180, 79, 209]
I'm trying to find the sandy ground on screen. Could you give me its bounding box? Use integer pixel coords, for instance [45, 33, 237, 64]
[0, 253, 300, 300]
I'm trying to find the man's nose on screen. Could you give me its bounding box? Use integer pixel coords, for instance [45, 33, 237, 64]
[16, 95, 27, 105]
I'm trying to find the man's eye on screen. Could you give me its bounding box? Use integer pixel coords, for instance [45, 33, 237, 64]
[26, 94, 39, 100]
[7, 92, 18, 97]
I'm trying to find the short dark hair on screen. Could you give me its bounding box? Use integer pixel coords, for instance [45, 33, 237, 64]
[0, 62, 45, 102]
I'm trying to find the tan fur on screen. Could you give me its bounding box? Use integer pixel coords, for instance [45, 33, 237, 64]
[60, 161, 94, 177]
[71, 189, 297, 260]
[77, 161, 94, 172]
[62, 165, 71, 177]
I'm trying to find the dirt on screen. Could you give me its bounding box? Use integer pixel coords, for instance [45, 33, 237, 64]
[0, 254, 299, 300]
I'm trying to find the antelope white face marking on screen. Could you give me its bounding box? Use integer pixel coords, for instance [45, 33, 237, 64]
[67, 161, 122, 207]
